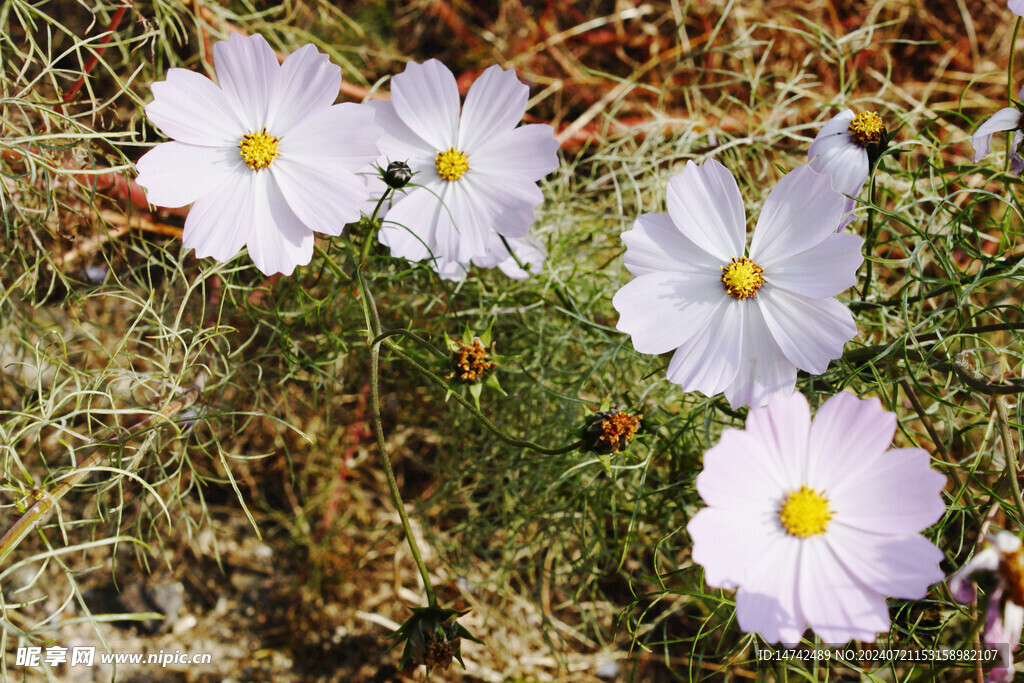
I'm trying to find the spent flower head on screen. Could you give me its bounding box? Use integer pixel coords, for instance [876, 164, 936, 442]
[687, 391, 946, 645]
[444, 325, 506, 409]
[387, 605, 481, 673]
[135, 34, 381, 275]
[613, 160, 863, 409]
[581, 408, 642, 456]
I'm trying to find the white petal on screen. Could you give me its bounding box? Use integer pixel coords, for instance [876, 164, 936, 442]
[741, 390, 810, 487]
[613, 272, 728, 354]
[735, 537, 807, 646]
[621, 213, 722, 277]
[665, 300, 742, 395]
[758, 288, 856, 374]
[665, 159, 746, 262]
[182, 165, 256, 263]
[688, 508, 780, 589]
[135, 142, 241, 208]
[830, 447, 946, 535]
[460, 172, 540, 238]
[724, 304, 798, 409]
[438, 180, 494, 262]
[379, 185, 444, 261]
[946, 546, 1000, 603]
[750, 165, 846, 266]
[213, 33, 279, 131]
[826, 527, 944, 599]
[430, 255, 470, 281]
[270, 157, 369, 235]
[810, 109, 855, 143]
[457, 65, 529, 152]
[469, 124, 560, 179]
[697, 427, 791, 511]
[798, 539, 890, 645]
[245, 172, 314, 276]
[265, 44, 341, 133]
[1012, 129, 1024, 175]
[146, 69, 243, 146]
[367, 100, 439, 163]
[1013, 0, 1024, 16]
[390, 59, 460, 153]
[279, 102, 381, 170]
[766, 233, 864, 298]
[473, 234, 545, 279]
[806, 392, 896, 490]
[971, 108, 1022, 162]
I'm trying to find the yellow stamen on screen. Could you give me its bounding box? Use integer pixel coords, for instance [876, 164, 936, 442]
[1003, 548, 1024, 605]
[435, 147, 469, 181]
[239, 128, 280, 171]
[779, 485, 833, 538]
[847, 111, 885, 148]
[720, 256, 765, 300]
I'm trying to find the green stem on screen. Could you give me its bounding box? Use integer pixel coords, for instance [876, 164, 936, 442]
[994, 396, 1024, 524]
[361, 186, 393, 266]
[1009, 18, 1021, 104]
[860, 171, 877, 302]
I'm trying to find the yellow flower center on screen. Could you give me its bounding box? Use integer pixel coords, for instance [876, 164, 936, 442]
[720, 256, 765, 300]
[435, 147, 469, 181]
[779, 485, 833, 538]
[847, 111, 885, 148]
[239, 128, 280, 171]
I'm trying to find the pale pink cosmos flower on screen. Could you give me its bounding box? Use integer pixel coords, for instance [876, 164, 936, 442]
[613, 160, 863, 409]
[807, 108, 886, 230]
[687, 391, 946, 645]
[971, 87, 1024, 175]
[368, 60, 559, 269]
[135, 34, 381, 276]
[949, 532, 1024, 682]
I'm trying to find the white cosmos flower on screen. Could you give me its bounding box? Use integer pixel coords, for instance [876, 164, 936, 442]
[613, 160, 863, 409]
[971, 86, 1024, 175]
[807, 108, 886, 230]
[368, 60, 559, 267]
[135, 34, 381, 276]
[687, 391, 946, 646]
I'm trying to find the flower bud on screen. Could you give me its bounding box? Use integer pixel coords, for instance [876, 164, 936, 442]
[383, 160, 413, 189]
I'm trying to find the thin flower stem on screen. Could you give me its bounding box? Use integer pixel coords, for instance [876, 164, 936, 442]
[361, 186, 393, 266]
[993, 396, 1024, 525]
[57, 3, 130, 114]
[860, 171, 877, 302]
[0, 388, 199, 566]
[355, 254, 436, 608]
[1009, 18, 1021, 104]
[384, 342, 583, 456]
[372, 328, 448, 359]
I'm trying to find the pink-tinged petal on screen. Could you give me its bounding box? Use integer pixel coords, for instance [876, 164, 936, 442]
[379, 185, 445, 261]
[245, 172, 314, 276]
[146, 69, 243, 146]
[826, 526, 944, 599]
[390, 59, 461, 152]
[741, 391, 810, 487]
[469, 124, 560, 179]
[757, 288, 856, 374]
[279, 102, 381, 170]
[698, 427, 791, 511]
[735, 537, 807, 646]
[1013, 0, 1024, 17]
[665, 159, 746, 262]
[971, 107, 1022, 162]
[182, 165, 256, 263]
[665, 301, 742, 394]
[765, 233, 863, 298]
[806, 392, 896, 490]
[724, 304, 798, 409]
[613, 272, 727, 354]
[367, 100, 439, 163]
[621, 213, 722, 277]
[265, 43, 341, 133]
[750, 165, 846, 267]
[135, 142, 241, 208]
[838, 196, 858, 232]
[985, 599, 1021, 683]
[688, 507, 781, 590]
[947, 544, 1002, 603]
[457, 65, 529, 152]
[798, 539, 890, 645]
[270, 157, 369, 235]
[1011, 129, 1024, 175]
[830, 447, 946, 534]
[213, 33, 280, 131]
